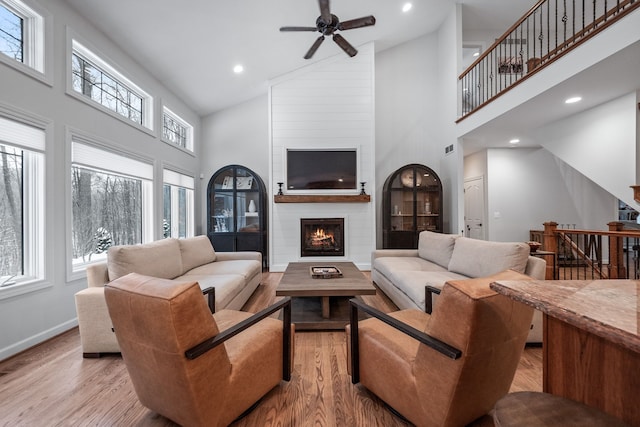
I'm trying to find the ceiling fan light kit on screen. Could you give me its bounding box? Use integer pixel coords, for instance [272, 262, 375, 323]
[280, 0, 376, 59]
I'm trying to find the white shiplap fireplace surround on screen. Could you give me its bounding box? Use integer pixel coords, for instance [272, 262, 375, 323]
[268, 43, 376, 272]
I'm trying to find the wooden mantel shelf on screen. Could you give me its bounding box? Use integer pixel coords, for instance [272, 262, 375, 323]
[274, 194, 370, 203]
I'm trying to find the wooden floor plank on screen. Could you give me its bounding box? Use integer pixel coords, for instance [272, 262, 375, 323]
[0, 271, 542, 426]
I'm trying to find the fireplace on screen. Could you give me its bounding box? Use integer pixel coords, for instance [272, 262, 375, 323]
[300, 218, 344, 257]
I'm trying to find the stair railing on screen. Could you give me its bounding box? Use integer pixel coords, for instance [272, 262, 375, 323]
[459, 0, 640, 120]
[530, 221, 640, 280]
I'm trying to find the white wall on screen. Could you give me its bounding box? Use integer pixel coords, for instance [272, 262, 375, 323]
[484, 148, 616, 242]
[535, 92, 640, 211]
[200, 95, 270, 232]
[269, 44, 376, 271]
[437, 4, 464, 235]
[375, 32, 443, 244]
[0, 0, 200, 360]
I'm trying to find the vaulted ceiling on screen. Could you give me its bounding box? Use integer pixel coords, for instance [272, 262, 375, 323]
[62, 0, 533, 116]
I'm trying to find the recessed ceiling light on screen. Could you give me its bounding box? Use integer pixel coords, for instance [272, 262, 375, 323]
[565, 96, 582, 104]
[402, 3, 412, 13]
[233, 64, 244, 74]
[473, 52, 480, 57]
[509, 139, 520, 144]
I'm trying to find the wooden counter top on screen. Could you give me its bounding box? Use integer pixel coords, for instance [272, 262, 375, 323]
[490, 279, 640, 353]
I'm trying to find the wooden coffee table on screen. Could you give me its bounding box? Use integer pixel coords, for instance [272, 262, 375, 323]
[276, 262, 376, 330]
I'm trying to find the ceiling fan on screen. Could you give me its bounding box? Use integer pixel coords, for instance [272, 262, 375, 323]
[280, 0, 376, 59]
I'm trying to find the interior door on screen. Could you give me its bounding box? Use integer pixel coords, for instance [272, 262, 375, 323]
[464, 176, 485, 240]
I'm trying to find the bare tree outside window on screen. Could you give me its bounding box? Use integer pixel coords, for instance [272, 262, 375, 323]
[0, 145, 23, 277]
[0, 4, 23, 62]
[71, 53, 144, 126]
[71, 166, 142, 264]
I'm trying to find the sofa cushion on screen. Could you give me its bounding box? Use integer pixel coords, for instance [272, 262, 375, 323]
[175, 273, 245, 310]
[374, 256, 449, 280]
[417, 231, 458, 269]
[393, 270, 469, 311]
[179, 236, 217, 274]
[447, 237, 530, 278]
[107, 238, 183, 281]
[186, 259, 261, 281]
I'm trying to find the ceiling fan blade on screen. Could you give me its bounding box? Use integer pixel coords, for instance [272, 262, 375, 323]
[304, 35, 325, 59]
[338, 15, 376, 31]
[280, 26, 318, 32]
[333, 33, 357, 57]
[318, 0, 331, 24]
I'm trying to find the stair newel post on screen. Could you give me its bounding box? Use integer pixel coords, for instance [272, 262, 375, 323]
[543, 221, 558, 280]
[607, 221, 626, 279]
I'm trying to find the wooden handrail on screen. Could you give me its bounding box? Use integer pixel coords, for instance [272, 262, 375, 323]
[458, 0, 640, 120]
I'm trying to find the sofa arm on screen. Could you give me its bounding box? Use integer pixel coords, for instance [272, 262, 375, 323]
[75, 287, 120, 356]
[86, 262, 109, 288]
[215, 251, 262, 263]
[371, 249, 419, 266]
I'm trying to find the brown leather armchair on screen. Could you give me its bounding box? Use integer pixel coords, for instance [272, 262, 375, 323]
[347, 270, 535, 427]
[104, 273, 293, 427]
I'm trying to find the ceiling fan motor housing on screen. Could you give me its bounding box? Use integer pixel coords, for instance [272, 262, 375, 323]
[316, 14, 339, 35]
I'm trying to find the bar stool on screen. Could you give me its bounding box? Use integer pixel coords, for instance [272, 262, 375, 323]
[492, 392, 629, 426]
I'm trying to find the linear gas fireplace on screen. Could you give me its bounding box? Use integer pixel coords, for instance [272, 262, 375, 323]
[300, 218, 344, 257]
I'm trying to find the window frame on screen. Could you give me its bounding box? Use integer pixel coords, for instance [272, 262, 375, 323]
[67, 129, 154, 280]
[0, 0, 52, 85]
[67, 35, 154, 133]
[0, 104, 50, 300]
[162, 106, 194, 153]
[162, 168, 194, 239]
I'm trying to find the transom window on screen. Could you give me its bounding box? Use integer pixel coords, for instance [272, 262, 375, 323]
[70, 40, 153, 130]
[162, 107, 193, 151]
[0, 0, 45, 74]
[71, 140, 153, 271]
[0, 3, 23, 62]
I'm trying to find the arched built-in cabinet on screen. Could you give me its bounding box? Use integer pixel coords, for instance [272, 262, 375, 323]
[383, 164, 443, 249]
[207, 165, 267, 267]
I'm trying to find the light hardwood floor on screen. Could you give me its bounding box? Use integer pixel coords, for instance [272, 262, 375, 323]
[0, 271, 542, 426]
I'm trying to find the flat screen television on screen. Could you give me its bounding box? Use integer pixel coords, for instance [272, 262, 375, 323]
[286, 149, 358, 191]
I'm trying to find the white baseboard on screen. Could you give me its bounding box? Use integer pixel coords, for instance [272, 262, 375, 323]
[0, 318, 78, 362]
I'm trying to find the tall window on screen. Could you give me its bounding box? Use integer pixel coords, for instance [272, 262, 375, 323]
[162, 107, 193, 151]
[0, 115, 44, 288]
[0, 0, 44, 73]
[70, 40, 153, 130]
[71, 140, 152, 269]
[163, 169, 194, 239]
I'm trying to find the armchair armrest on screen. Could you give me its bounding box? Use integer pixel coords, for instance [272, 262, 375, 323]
[185, 297, 292, 381]
[349, 298, 461, 384]
[425, 285, 441, 314]
[201, 287, 215, 313]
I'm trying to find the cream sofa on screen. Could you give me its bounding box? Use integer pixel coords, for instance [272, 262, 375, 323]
[371, 231, 546, 343]
[74, 235, 262, 357]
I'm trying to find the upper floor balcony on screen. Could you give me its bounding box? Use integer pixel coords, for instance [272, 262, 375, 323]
[456, 0, 640, 150]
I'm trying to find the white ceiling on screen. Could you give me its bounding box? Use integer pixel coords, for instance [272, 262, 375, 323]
[62, 0, 533, 116]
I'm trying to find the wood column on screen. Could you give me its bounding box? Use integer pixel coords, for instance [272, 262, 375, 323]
[607, 221, 626, 279]
[543, 222, 558, 280]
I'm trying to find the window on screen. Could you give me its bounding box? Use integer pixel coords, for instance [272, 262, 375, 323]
[0, 3, 22, 62]
[71, 140, 153, 270]
[0, 0, 45, 74]
[0, 115, 45, 289]
[163, 169, 194, 239]
[162, 107, 193, 151]
[70, 40, 153, 130]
